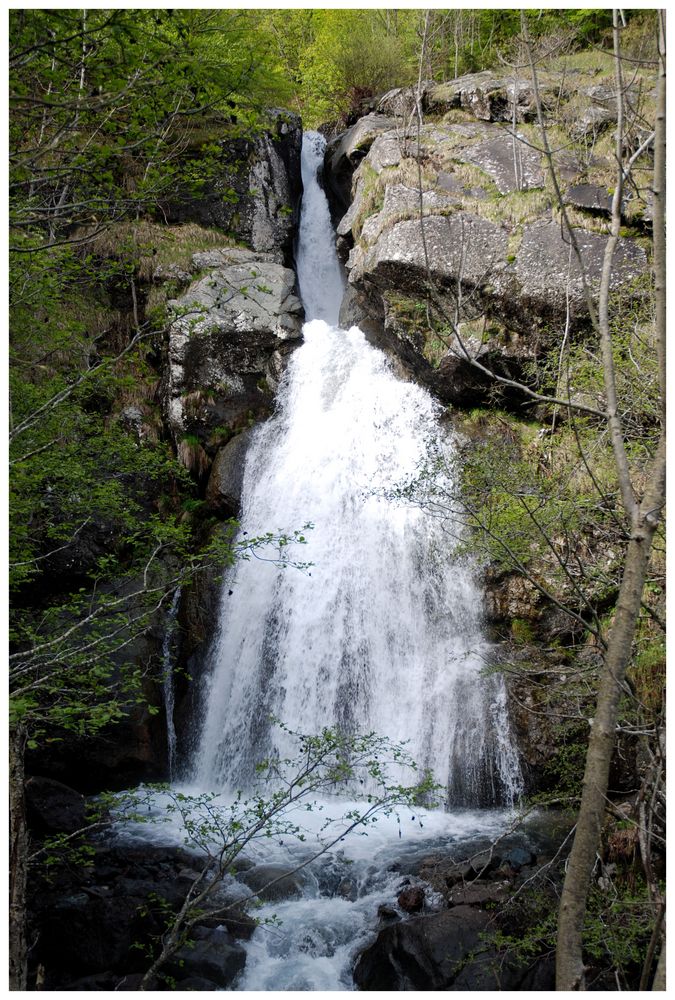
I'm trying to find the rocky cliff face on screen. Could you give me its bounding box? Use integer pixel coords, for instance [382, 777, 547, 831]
[25, 115, 305, 795]
[325, 74, 651, 410]
[163, 246, 303, 505]
[162, 110, 303, 265]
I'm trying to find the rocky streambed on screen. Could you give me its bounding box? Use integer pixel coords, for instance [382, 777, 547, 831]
[27, 777, 572, 991]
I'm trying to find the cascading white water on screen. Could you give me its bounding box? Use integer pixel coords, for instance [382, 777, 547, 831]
[192, 132, 522, 808]
[117, 131, 527, 993]
[296, 132, 344, 324]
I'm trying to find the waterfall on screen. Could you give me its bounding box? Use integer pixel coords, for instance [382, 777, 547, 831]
[296, 132, 344, 324]
[191, 132, 522, 807]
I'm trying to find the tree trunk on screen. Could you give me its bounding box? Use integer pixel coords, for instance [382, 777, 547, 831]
[556, 515, 661, 988]
[9, 724, 28, 991]
[652, 940, 666, 991]
[555, 11, 666, 989]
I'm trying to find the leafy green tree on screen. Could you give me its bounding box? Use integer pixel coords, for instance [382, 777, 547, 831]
[8, 10, 294, 989]
[9, 9, 289, 248]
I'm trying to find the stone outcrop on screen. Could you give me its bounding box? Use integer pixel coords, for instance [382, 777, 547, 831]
[25, 777, 86, 834]
[205, 425, 256, 517]
[352, 813, 573, 991]
[324, 113, 397, 216]
[164, 246, 302, 444]
[29, 841, 254, 990]
[164, 926, 246, 989]
[325, 77, 651, 410]
[162, 245, 303, 505]
[162, 110, 303, 263]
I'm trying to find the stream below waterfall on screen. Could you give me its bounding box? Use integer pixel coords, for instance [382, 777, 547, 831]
[122, 132, 530, 990]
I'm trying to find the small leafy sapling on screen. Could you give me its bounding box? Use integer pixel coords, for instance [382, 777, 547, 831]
[104, 722, 437, 989]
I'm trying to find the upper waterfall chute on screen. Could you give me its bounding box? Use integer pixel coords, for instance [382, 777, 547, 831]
[296, 131, 344, 325]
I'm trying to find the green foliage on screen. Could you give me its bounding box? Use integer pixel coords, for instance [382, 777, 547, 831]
[258, 9, 419, 126]
[8, 10, 308, 752]
[9, 9, 291, 248]
[543, 722, 589, 797]
[494, 864, 655, 989]
[511, 618, 535, 644]
[628, 619, 665, 715]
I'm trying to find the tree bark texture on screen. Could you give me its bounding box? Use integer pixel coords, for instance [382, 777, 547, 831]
[9, 725, 28, 991]
[556, 521, 661, 989]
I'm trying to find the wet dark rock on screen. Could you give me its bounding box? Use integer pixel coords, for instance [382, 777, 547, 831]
[176, 976, 220, 990]
[337, 877, 359, 901]
[205, 426, 256, 517]
[397, 885, 425, 913]
[217, 909, 258, 942]
[448, 881, 510, 907]
[470, 850, 502, 877]
[25, 776, 86, 834]
[338, 284, 379, 336]
[31, 842, 207, 979]
[63, 972, 145, 991]
[378, 904, 401, 923]
[238, 863, 305, 903]
[354, 895, 559, 991]
[502, 845, 538, 871]
[519, 956, 556, 990]
[353, 905, 494, 990]
[165, 926, 246, 989]
[38, 891, 144, 974]
[26, 683, 168, 793]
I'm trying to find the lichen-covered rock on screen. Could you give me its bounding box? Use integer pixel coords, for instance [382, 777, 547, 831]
[377, 81, 435, 119]
[164, 247, 303, 445]
[511, 218, 647, 320]
[462, 130, 544, 193]
[425, 72, 561, 123]
[324, 113, 397, 216]
[350, 213, 509, 290]
[358, 184, 459, 246]
[325, 107, 648, 406]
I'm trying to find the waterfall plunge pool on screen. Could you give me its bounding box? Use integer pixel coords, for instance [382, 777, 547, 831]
[112, 784, 539, 991]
